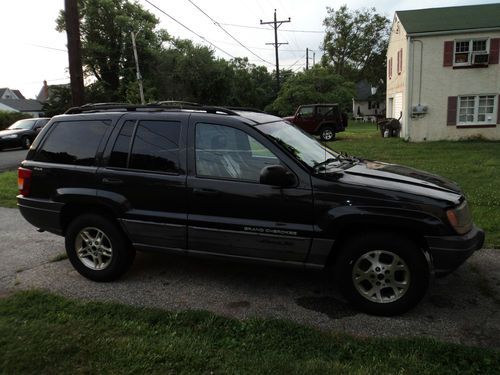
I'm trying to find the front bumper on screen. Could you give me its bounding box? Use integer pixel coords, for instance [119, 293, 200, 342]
[425, 225, 485, 276]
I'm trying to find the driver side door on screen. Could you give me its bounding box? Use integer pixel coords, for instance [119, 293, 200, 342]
[187, 120, 314, 263]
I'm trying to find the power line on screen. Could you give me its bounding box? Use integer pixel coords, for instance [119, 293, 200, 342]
[25, 43, 67, 53]
[186, 0, 273, 66]
[143, 0, 235, 59]
[220, 22, 323, 33]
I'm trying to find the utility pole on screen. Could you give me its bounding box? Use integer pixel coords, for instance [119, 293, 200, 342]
[261, 9, 290, 92]
[313, 52, 316, 66]
[131, 31, 145, 105]
[306, 48, 314, 70]
[64, 0, 84, 106]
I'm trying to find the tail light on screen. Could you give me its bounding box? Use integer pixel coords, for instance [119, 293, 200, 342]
[18, 167, 32, 197]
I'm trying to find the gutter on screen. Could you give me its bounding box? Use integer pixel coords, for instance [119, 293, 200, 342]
[407, 27, 500, 37]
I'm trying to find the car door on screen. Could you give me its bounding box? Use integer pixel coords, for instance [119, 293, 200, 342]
[98, 113, 188, 252]
[186, 117, 314, 263]
[294, 106, 317, 133]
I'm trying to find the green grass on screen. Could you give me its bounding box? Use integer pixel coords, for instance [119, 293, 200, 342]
[0, 291, 498, 374]
[0, 171, 17, 208]
[331, 122, 500, 248]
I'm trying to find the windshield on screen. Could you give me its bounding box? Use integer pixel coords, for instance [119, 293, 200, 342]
[257, 121, 339, 169]
[8, 119, 37, 130]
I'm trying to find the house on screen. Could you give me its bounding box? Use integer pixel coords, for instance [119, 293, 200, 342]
[386, 3, 500, 141]
[352, 80, 386, 121]
[0, 88, 44, 117]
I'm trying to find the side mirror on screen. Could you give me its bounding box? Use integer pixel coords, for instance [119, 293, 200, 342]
[260, 165, 297, 187]
[296, 112, 302, 118]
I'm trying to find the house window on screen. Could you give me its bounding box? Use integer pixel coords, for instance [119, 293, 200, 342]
[454, 39, 489, 66]
[458, 95, 497, 125]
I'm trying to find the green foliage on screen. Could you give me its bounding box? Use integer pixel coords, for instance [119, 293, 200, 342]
[56, 0, 169, 102]
[268, 66, 355, 116]
[1, 291, 499, 374]
[322, 5, 390, 84]
[0, 171, 17, 208]
[0, 111, 32, 130]
[42, 85, 72, 117]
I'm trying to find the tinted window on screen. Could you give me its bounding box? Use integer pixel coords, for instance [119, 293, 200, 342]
[195, 123, 279, 182]
[35, 120, 110, 166]
[298, 106, 314, 118]
[109, 121, 135, 168]
[129, 121, 181, 173]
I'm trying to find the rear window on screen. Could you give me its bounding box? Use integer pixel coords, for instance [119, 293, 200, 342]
[109, 120, 181, 174]
[34, 120, 110, 166]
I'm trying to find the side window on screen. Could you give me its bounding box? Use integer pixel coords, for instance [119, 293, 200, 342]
[129, 120, 181, 173]
[109, 121, 135, 168]
[195, 123, 279, 182]
[298, 106, 314, 118]
[35, 120, 110, 166]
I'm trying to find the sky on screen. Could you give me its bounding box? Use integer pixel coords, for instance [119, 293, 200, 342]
[0, 0, 497, 99]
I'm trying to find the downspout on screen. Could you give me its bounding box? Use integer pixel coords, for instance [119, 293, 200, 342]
[405, 35, 412, 141]
[409, 39, 424, 141]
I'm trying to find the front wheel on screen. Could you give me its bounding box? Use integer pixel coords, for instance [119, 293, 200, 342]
[65, 214, 135, 281]
[319, 127, 335, 141]
[334, 233, 430, 316]
[21, 136, 31, 149]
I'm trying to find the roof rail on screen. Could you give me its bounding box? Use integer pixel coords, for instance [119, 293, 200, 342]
[226, 106, 266, 114]
[64, 102, 241, 116]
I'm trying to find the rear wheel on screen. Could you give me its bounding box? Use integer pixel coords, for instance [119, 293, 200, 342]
[334, 233, 430, 316]
[65, 214, 135, 281]
[319, 126, 335, 141]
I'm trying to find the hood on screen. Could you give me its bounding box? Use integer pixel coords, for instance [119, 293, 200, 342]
[0, 129, 24, 137]
[344, 160, 462, 194]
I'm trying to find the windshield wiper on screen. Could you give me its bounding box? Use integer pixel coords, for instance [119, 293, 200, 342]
[313, 157, 340, 172]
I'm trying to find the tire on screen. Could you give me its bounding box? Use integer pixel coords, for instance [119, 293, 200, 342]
[319, 126, 335, 141]
[21, 136, 31, 149]
[65, 214, 135, 282]
[334, 233, 430, 316]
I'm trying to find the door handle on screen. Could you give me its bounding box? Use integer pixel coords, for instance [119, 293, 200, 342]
[102, 177, 123, 185]
[193, 188, 219, 196]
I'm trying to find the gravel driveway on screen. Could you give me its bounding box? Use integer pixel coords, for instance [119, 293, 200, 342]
[1, 207, 499, 348]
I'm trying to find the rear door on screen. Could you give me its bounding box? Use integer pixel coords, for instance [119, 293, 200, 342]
[99, 113, 188, 252]
[186, 117, 314, 263]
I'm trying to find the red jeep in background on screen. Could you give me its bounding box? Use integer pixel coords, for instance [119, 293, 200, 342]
[283, 103, 348, 141]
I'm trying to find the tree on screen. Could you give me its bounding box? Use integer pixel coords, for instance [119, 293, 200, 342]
[42, 85, 72, 117]
[321, 5, 389, 84]
[268, 66, 355, 116]
[56, 0, 168, 102]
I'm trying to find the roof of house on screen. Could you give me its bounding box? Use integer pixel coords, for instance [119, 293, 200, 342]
[12, 90, 25, 99]
[354, 80, 374, 102]
[396, 3, 500, 35]
[0, 99, 43, 112]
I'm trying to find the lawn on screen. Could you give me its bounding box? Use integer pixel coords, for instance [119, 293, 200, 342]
[0, 291, 498, 374]
[0, 171, 17, 208]
[331, 122, 500, 248]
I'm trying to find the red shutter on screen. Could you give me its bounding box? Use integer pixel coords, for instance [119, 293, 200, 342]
[443, 41, 454, 67]
[497, 95, 500, 124]
[399, 49, 403, 74]
[447, 96, 458, 125]
[489, 38, 500, 64]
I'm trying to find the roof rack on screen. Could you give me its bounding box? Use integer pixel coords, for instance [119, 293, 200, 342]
[226, 106, 266, 113]
[64, 102, 240, 115]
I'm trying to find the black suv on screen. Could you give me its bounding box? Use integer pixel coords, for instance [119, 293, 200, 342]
[17, 103, 484, 315]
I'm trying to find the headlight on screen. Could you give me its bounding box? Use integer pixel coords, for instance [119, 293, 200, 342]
[2, 134, 18, 139]
[446, 200, 472, 234]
